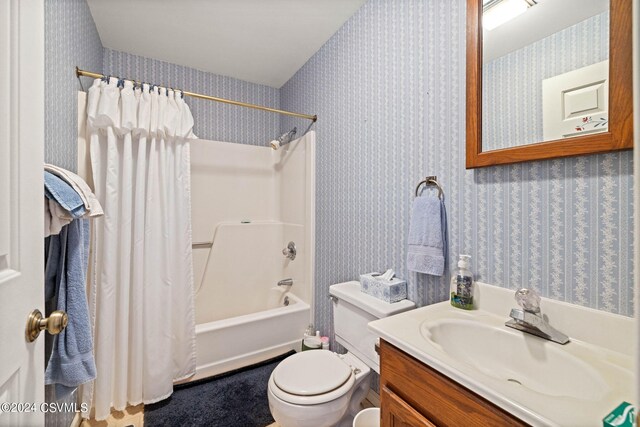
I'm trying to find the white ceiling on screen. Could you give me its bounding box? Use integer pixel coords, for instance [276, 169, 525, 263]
[87, 0, 367, 88]
[483, 0, 609, 62]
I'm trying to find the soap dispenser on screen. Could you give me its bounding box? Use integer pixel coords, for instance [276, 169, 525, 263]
[450, 255, 474, 310]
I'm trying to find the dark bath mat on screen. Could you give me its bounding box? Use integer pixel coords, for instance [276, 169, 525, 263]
[144, 350, 295, 427]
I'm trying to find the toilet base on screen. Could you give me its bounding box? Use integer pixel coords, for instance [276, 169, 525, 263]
[268, 385, 350, 427]
[336, 375, 371, 427]
[267, 351, 372, 427]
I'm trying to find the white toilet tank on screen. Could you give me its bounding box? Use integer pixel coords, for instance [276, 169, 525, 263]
[329, 281, 415, 373]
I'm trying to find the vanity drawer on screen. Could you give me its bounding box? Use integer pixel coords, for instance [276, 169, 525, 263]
[381, 384, 436, 427]
[380, 340, 528, 427]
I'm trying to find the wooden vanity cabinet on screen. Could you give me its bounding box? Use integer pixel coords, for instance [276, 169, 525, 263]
[379, 340, 529, 427]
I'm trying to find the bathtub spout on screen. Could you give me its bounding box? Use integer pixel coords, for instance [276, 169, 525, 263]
[277, 278, 293, 287]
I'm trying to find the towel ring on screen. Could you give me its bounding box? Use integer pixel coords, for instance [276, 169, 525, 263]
[415, 176, 444, 199]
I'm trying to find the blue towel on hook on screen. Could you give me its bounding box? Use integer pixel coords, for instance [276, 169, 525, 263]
[44, 172, 86, 218]
[407, 193, 448, 276]
[44, 219, 96, 397]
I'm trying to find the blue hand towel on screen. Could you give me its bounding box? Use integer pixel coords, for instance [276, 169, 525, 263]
[44, 219, 96, 397]
[407, 194, 448, 276]
[44, 172, 86, 219]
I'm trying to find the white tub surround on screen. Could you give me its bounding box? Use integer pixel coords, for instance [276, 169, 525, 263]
[187, 132, 315, 380]
[368, 282, 634, 427]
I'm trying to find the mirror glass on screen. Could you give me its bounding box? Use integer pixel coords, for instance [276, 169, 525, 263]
[481, 0, 610, 152]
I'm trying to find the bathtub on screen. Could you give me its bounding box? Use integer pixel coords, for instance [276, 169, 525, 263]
[186, 134, 315, 382]
[185, 288, 310, 382]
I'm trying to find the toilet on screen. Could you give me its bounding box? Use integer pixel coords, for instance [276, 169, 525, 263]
[268, 281, 415, 427]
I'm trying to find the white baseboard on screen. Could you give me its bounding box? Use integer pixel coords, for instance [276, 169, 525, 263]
[69, 412, 82, 427]
[366, 389, 380, 407]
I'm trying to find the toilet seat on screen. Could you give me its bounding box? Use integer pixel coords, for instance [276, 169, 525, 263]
[274, 350, 353, 395]
[270, 350, 356, 406]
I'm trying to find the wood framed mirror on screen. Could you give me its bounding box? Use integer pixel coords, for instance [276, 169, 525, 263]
[466, 0, 633, 169]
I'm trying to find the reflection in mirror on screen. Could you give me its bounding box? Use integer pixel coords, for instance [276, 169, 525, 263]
[481, 0, 610, 152]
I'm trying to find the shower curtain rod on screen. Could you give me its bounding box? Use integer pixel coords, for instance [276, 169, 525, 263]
[75, 67, 318, 122]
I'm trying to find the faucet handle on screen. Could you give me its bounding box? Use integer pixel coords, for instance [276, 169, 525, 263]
[282, 241, 297, 261]
[514, 288, 541, 314]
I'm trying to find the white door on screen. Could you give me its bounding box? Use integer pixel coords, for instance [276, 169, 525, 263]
[542, 60, 609, 140]
[0, 1, 45, 426]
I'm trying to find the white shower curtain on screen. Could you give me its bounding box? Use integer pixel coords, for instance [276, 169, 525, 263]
[81, 78, 197, 420]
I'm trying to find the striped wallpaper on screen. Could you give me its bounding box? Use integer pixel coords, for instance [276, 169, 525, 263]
[44, 0, 103, 172]
[102, 49, 280, 146]
[45, 7, 280, 172]
[280, 0, 634, 356]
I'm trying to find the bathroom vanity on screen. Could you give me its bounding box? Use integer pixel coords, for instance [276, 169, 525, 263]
[369, 282, 635, 427]
[379, 340, 525, 426]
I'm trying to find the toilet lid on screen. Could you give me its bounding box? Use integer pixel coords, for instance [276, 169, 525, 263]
[273, 350, 353, 396]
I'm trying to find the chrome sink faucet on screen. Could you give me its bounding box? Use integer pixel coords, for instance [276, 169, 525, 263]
[505, 288, 569, 345]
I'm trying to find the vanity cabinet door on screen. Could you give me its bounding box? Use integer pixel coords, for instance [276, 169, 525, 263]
[381, 385, 435, 427]
[380, 340, 528, 427]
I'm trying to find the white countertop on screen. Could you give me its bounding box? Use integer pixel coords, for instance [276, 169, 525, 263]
[368, 282, 635, 427]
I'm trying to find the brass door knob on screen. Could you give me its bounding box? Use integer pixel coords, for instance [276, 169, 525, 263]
[25, 309, 68, 342]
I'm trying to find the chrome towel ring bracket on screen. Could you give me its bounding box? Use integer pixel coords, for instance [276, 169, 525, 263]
[415, 176, 444, 199]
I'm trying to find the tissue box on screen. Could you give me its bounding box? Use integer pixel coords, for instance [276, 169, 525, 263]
[359, 273, 407, 303]
[603, 402, 635, 427]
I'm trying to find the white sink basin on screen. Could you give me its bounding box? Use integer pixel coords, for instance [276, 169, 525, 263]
[368, 282, 635, 427]
[421, 319, 608, 401]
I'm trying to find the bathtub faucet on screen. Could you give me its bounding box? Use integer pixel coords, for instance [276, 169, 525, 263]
[278, 278, 293, 287]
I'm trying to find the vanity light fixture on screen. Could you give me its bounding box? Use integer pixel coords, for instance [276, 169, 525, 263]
[482, 0, 536, 31]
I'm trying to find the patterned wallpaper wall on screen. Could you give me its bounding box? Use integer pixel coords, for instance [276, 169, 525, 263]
[281, 0, 634, 353]
[103, 49, 280, 145]
[45, 0, 103, 171]
[45, 2, 280, 173]
[281, 0, 434, 347]
[483, 11, 609, 151]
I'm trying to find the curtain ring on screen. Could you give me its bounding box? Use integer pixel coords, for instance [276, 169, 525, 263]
[180, 90, 184, 99]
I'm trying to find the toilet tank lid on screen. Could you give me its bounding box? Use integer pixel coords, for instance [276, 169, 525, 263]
[329, 281, 415, 318]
